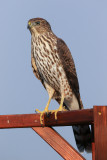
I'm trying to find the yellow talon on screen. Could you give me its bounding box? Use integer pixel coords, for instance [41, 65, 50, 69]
[36, 93, 66, 124]
[54, 94, 65, 119]
[51, 104, 66, 120]
[35, 109, 45, 124]
[36, 93, 53, 124]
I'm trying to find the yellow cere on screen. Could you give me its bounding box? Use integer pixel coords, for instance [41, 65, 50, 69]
[28, 21, 31, 25]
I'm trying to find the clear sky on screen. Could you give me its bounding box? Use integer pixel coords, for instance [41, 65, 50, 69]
[0, 0, 107, 160]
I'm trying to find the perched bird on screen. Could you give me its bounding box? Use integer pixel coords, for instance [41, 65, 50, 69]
[27, 18, 91, 152]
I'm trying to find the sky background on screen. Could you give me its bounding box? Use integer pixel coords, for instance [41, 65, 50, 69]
[0, 0, 107, 160]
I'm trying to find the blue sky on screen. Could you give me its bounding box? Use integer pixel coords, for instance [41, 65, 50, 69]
[0, 0, 107, 159]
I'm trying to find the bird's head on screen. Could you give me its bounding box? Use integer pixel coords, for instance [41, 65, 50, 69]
[27, 18, 51, 35]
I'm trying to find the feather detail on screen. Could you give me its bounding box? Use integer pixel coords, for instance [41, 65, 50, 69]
[57, 38, 82, 109]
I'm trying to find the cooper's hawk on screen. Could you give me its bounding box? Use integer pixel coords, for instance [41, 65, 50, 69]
[28, 18, 91, 152]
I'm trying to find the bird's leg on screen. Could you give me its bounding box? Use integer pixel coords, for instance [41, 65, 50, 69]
[36, 88, 55, 124]
[52, 94, 65, 120]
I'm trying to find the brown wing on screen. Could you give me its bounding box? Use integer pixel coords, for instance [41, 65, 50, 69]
[57, 38, 83, 109]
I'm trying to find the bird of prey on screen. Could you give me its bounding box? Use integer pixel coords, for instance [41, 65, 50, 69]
[27, 18, 91, 152]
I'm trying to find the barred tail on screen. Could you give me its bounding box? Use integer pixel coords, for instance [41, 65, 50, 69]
[63, 97, 92, 153]
[57, 96, 92, 153]
[72, 125, 92, 153]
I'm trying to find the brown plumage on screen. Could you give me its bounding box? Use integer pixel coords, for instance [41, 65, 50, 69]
[28, 17, 91, 152]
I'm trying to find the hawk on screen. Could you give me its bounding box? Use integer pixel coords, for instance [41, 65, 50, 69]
[28, 18, 91, 152]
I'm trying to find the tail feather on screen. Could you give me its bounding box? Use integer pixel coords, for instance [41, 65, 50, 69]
[63, 100, 92, 153]
[72, 125, 92, 153]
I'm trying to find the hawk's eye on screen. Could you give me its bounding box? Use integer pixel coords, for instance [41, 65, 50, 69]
[35, 21, 40, 25]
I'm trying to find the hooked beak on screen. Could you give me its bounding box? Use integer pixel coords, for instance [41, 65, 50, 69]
[27, 22, 32, 30]
[27, 24, 30, 29]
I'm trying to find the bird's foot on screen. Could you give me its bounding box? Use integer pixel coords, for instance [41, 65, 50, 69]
[36, 105, 67, 124]
[51, 105, 66, 120]
[36, 108, 51, 125]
